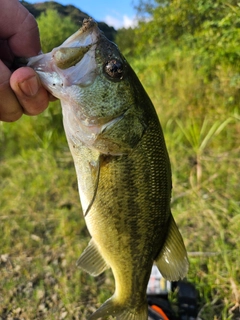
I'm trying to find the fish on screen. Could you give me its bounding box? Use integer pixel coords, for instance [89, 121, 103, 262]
[27, 18, 189, 320]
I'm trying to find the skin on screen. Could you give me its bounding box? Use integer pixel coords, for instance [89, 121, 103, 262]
[0, 0, 53, 122]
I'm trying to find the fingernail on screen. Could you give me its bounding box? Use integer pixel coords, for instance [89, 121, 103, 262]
[19, 75, 39, 97]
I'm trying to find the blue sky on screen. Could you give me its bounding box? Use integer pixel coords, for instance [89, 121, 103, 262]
[26, 0, 138, 29]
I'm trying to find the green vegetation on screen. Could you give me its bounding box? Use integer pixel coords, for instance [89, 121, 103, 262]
[1, 1, 240, 319]
[37, 10, 78, 53]
[20, 0, 117, 42]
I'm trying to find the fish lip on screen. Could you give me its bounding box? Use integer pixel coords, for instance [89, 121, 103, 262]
[27, 18, 101, 95]
[28, 18, 99, 72]
[82, 18, 98, 32]
[59, 18, 100, 49]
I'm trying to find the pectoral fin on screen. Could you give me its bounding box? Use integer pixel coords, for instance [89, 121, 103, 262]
[76, 239, 109, 276]
[84, 155, 101, 217]
[155, 214, 189, 281]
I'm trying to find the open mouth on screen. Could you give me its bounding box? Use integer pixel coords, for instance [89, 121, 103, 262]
[26, 19, 100, 94]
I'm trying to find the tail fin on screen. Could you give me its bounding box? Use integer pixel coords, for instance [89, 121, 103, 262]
[89, 296, 148, 320]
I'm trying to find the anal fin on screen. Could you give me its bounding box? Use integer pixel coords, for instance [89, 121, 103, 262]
[155, 213, 189, 281]
[89, 296, 148, 320]
[76, 239, 109, 276]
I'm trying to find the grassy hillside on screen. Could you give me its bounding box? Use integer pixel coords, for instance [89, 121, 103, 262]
[1, 1, 240, 319]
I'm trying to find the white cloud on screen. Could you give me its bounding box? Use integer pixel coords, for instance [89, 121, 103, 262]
[122, 15, 138, 28]
[104, 15, 122, 29]
[104, 14, 138, 29]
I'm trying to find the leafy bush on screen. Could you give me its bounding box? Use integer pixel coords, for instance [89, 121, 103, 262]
[37, 9, 78, 53]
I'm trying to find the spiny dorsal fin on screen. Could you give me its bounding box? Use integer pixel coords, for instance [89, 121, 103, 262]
[76, 239, 109, 276]
[155, 213, 189, 281]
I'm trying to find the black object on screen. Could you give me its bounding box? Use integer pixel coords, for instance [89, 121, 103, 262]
[147, 280, 199, 320]
[177, 281, 199, 320]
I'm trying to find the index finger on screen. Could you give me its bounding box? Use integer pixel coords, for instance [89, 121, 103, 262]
[0, 0, 41, 57]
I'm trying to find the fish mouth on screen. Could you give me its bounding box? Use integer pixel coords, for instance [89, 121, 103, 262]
[27, 18, 100, 97]
[27, 19, 127, 142]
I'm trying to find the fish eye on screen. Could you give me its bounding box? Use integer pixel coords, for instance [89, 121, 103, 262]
[104, 59, 124, 80]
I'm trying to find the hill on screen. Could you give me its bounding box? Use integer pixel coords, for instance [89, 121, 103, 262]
[20, 0, 117, 41]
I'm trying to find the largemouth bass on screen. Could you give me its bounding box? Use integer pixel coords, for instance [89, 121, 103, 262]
[27, 18, 189, 320]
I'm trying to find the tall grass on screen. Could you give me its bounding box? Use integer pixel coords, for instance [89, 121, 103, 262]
[131, 50, 240, 319]
[0, 48, 240, 319]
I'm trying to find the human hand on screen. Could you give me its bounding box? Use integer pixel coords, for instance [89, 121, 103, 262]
[0, 0, 52, 122]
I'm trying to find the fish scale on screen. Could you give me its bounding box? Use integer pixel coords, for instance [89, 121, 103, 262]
[85, 118, 172, 310]
[27, 18, 189, 320]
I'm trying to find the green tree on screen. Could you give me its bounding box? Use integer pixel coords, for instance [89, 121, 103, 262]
[115, 27, 137, 58]
[129, 0, 240, 72]
[36, 9, 78, 53]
